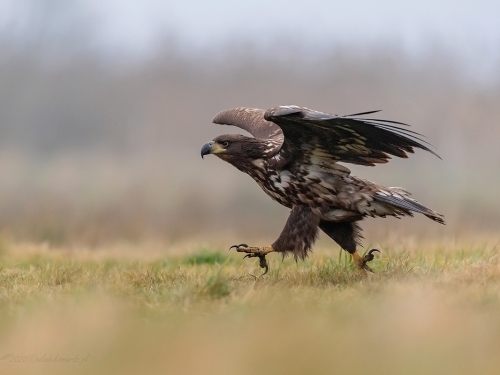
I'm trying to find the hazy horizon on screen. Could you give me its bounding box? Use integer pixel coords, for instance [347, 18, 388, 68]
[0, 0, 498, 246]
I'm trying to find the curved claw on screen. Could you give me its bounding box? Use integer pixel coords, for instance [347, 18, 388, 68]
[229, 243, 248, 251]
[261, 265, 269, 276]
[361, 249, 380, 272]
[364, 248, 380, 262]
[259, 256, 269, 276]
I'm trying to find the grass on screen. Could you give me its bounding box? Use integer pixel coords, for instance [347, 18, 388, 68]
[0, 238, 500, 374]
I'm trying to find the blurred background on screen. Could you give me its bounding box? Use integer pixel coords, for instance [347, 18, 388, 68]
[0, 0, 499, 247]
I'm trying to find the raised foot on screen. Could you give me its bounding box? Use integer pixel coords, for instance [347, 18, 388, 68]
[353, 249, 380, 273]
[229, 244, 274, 275]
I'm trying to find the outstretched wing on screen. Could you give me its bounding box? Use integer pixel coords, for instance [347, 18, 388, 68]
[264, 105, 440, 166]
[212, 107, 284, 155]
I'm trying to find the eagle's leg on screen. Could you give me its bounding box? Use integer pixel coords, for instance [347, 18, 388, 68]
[319, 220, 380, 274]
[229, 206, 320, 275]
[229, 244, 274, 275]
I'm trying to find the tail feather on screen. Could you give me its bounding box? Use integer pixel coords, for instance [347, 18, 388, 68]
[374, 188, 445, 224]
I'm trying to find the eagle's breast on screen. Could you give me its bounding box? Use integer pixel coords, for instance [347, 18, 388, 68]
[248, 159, 343, 211]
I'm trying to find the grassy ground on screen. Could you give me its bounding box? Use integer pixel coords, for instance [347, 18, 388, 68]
[0, 238, 500, 375]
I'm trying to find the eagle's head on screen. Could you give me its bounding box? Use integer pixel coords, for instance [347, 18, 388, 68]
[201, 134, 268, 163]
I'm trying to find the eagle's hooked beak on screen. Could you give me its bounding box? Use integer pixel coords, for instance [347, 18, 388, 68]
[201, 141, 214, 159]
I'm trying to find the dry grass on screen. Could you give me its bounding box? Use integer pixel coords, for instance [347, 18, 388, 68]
[0, 238, 499, 374]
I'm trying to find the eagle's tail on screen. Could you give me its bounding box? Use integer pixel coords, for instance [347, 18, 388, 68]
[373, 187, 445, 224]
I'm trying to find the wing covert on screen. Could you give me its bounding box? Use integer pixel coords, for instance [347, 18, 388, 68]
[212, 107, 284, 156]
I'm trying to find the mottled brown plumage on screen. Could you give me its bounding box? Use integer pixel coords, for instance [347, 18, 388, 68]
[202, 105, 445, 274]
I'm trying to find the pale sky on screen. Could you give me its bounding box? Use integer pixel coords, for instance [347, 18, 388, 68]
[2, 0, 499, 82]
[88, 0, 500, 54]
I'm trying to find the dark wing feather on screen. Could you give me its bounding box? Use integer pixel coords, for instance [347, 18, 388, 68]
[264, 105, 440, 166]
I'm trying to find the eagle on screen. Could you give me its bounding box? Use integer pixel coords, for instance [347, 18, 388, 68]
[201, 105, 444, 274]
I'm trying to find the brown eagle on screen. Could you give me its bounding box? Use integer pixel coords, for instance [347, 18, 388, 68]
[201, 106, 444, 274]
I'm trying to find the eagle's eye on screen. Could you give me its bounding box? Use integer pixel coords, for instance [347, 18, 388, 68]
[221, 141, 229, 147]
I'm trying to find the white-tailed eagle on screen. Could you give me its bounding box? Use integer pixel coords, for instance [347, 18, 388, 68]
[201, 106, 444, 274]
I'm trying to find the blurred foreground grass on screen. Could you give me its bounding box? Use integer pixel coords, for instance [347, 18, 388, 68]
[0, 239, 500, 374]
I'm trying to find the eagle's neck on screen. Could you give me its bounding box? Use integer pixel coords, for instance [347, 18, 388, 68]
[231, 158, 268, 177]
[240, 138, 270, 159]
[221, 138, 271, 174]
